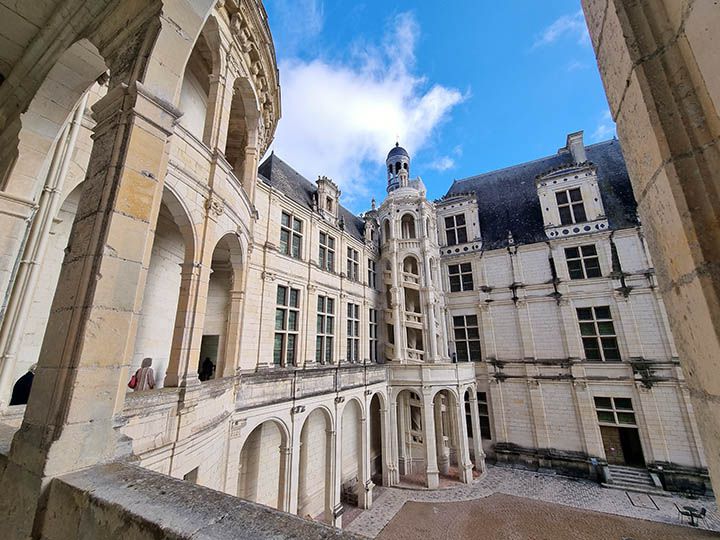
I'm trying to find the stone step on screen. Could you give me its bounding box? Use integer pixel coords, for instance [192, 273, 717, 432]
[602, 481, 668, 497]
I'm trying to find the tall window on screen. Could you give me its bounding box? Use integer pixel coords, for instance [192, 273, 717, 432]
[444, 214, 468, 246]
[577, 306, 620, 361]
[274, 285, 299, 366]
[477, 392, 492, 439]
[347, 247, 359, 281]
[448, 262, 474, 292]
[565, 244, 601, 279]
[346, 303, 360, 363]
[594, 397, 636, 425]
[280, 211, 303, 259]
[319, 232, 335, 272]
[368, 259, 377, 289]
[316, 295, 335, 363]
[369, 308, 379, 362]
[453, 314, 481, 361]
[556, 188, 587, 225]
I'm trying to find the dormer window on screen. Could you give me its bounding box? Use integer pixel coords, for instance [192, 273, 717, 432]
[326, 197, 333, 213]
[445, 214, 467, 245]
[556, 188, 587, 225]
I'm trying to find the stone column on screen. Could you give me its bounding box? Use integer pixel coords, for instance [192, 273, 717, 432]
[455, 394, 474, 484]
[582, 0, 720, 489]
[327, 426, 341, 527]
[288, 412, 304, 515]
[164, 261, 211, 386]
[386, 398, 400, 485]
[279, 445, 292, 512]
[357, 412, 373, 509]
[241, 144, 260, 202]
[468, 390, 486, 473]
[0, 80, 181, 537]
[434, 395, 449, 475]
[221, 287, 244, 377]
[422, 393, 440, 488]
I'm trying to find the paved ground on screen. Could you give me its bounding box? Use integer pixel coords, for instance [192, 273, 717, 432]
[346, 465, 720, 539]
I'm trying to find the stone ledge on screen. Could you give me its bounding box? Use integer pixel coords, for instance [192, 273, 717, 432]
[43, 462, 360, 539]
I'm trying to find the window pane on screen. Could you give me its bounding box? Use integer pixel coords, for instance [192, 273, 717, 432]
[316, 337, 322, 362]
[581, 245, 597, 256]
[469, 341, 481, 359]
[597, 411, 615, 423]
[327, 298, 334, 313]
[447, 230, 457, 246]
[573, 203, 587, 223]
[480, 417, 492, 440]
[467, 327, 480, 339]
[288, 310, 298, 331]
[601, 337, 621, 360]
[286, 334, 296, 364]
[289, 289, 299, 307]
[456, 214, 466, 225]
[277, 286, 287, 305]
[583, 337, 602, 359]
[597, 321, 615, 335]
[569, 188, 582, 202]
[453, 316, 464, 327]
[555, 191, 569, 204]
[281, 212, 290, 227]
[279, 230, 289, 254]
[455, 328, 466, 340]
[458, 228, 468, 244]
[594, 397, 612, 408]
[292, 236, 301, 258]
[457, 347, 469, 362]
[445, 216, 454, 228]
[467, 315, 478, 326]
[450, 275, 461, 292]
[273, 334, 283, 365]
[328, 236, 335, 249]
[448, 265, 459, 275]
[275, 308, 286, 330]
[326, 338, 333, 362]
[317, 296, 324, 311]
[579, 322, 596, 336]
[617, 412, 636, 425]
[577, 307, 593, 320]
[326, 317, 334, 334]
[594, 306, 611, 319]
[568, 260, 584, 280]
[559, 206, 573, 225]
[614, 398, 633, 410]
[293, 218, 303, 232]
[461, 263, 472, 272]
[584, 258, 601, 278]
[565, 247, 580, 259]
[462, 274, 474, 291]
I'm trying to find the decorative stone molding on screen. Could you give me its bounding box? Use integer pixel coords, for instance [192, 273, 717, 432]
[205, 195, 225, 217]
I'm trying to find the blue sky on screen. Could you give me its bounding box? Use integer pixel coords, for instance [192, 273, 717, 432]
[263, 1, 615, 213]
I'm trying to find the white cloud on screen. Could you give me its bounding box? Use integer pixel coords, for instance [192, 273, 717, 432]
[427, 156, 455, 172]
[589, 110, 616, 142]
[267, 12, 464, 207]
[533, 10, 590, 49]
[270, 0, 325, 50]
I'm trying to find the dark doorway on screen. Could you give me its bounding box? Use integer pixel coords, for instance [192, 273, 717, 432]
[199, 334, 219, 381]
[601, 426, 645, 466]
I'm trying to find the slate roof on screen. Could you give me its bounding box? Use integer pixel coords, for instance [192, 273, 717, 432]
[444, 139, 638, 249]
[387, 143, 409, 160]
[258, 153, 366, 241]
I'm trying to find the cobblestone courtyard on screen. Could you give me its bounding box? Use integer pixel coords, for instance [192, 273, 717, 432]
[346, 465, 720, 539]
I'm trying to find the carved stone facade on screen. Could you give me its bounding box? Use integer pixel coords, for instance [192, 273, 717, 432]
[0, 1, 714, 539]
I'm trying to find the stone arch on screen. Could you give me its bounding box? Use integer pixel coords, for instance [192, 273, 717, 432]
[225, 76, 261, 187]
[402, 255, 420, 276]
[340, 398, 363, 508]
[298, 406, 334, 522]
[400, 213, 417, 239]
[432, 388, 465, 483]
[395, 388, 424, 482]
[200, 232, 245, 380]
[237, 419, 289, 511]
[369, 392, 386, 486]
[178, 24, 216, 144]
[131, 186, 194, 388]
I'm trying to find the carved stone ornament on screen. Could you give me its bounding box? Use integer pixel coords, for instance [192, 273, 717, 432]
[206, 195, 225, 217]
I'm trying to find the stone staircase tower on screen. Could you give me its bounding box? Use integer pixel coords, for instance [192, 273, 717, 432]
[378, 144, 449, 364]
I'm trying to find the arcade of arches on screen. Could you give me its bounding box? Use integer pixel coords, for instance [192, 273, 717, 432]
[0, 0, 717, 539]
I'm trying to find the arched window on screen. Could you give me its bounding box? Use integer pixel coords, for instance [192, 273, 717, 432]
[401, 214, 416, 239]
[383, 219, 391, 242]
[178, 32, 213, 142]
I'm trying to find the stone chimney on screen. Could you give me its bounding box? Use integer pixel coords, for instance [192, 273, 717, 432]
[566, 131, 587, 163]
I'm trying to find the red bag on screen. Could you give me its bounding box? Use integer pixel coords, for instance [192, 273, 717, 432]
[128, 371, 138, 389]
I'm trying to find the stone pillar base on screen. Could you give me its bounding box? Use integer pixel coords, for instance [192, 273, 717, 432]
[426, 469, 439, 489]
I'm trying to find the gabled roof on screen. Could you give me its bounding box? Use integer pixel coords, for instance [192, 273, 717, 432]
[444, 139, 638, 249]
[258, 153, 366, 241]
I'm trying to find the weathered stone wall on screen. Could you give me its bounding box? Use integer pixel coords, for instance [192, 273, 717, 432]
[582, 0, 720, 489]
